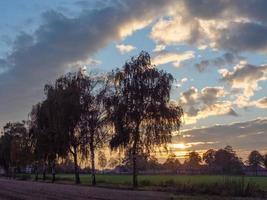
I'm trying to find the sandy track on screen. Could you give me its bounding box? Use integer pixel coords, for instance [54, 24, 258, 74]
[0, 179, 171, 200]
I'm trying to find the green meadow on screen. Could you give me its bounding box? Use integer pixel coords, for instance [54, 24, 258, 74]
[30, 174, 267, 190]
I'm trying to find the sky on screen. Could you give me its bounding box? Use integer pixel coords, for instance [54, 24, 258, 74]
[0, 0, 267, 161]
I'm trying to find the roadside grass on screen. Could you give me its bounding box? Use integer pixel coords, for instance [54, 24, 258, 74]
[170, 195, 265, 200]
[15, 174, 267, 198]
[31, 174, 267, 190]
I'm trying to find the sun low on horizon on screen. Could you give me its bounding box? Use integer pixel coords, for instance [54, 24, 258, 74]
[0, 0, 266, 162]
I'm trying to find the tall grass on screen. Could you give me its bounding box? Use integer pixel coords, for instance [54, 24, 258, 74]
[157, 176, 265, 198]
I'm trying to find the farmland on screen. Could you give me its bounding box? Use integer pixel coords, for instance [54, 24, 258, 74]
[3, 174, 267, 200]
[26, 174, 267, 190]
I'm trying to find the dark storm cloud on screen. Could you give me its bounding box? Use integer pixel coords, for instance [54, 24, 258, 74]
[0, 0, 176, 125]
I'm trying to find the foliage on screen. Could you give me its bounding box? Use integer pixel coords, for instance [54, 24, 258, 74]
[106, 51, 183, 187]
[247, 150, 264, 170]
[163, 153, 181, 172]
[203, 149, 216, 166]
[98, 151, 108, 170]
[0, 121, 32, 175]
[264, 154, 267, 169]
[184, 151, 202, 169]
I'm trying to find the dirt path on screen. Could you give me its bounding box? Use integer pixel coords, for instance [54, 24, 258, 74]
[0, 179, 171, 200]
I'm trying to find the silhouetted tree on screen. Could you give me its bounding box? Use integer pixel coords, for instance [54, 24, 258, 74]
[78, 73, 110, 186]
[106, 52, 183, 188]
[98, 151, 107, 172]
[214, 146, 243, 174]
[264, 154, 267, 169]
[184, 151, 202, 169]
[46, 72, 85, 184]
[29, 94, 69, 182]
[248, 150, 264, 176]
[121, 148, 149, 171]
[163, 153, 181, 172]
[0, 134, 12, 175]
[0, 122, 32, 177]
[203, 149, 216, 167]
[108, 157, 120, 169]
[147, 156, 161, 171]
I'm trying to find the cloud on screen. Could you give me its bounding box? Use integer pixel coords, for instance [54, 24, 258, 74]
[216, 22, 267, 52]
[181, 78, 188, 83]
[182, 0, 267, 24]
[254, 97, 267, 108]
[179, 86, 237, 124]
[219, 63, 267, 106]
[116, 44, 136, 54]
[150, 0, 267, 53]
[152, 51, 194, 67]
[177, 118, 267, 159]
[150, 15, 203, 46]
[153, 44, 166, 52]
[0, 0, 177, 125]
[173, 77, 188, 88]
[195, 52, 243, 72]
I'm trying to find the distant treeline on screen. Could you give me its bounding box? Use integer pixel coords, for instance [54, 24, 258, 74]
[114, 146, 267, 176]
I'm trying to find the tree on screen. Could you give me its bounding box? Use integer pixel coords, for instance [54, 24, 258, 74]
[44, 71, 85, 184]
[78, 73, 110, 186]
[98, 151, 107, 172]
[214, 146, 243, 174]
[184, 151, 202, 169]
[163, 153, 181, 172]
[0, 122, 32, 177]
[106, 52, 183, 188]
[108, 157, 120, 169]
[0, 125, 13, 175]
[248, 150, 264, 176]
[264, 154, 267, 169]
[203, 149, 216, 167]
[147, 156, 161, 171]
[29, 97, 69, 182]
[121, 148, 150, 172]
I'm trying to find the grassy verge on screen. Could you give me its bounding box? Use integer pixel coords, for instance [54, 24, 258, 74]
[14, 174, 267, 198]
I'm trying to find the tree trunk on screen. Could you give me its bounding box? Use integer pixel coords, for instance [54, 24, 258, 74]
[12, 167, 16, 179]
[4, 166, 9, 177]
[90, 143, 96, 186]
[42, 164, 46, 181]
[73, 147, 80, 184]
[35, 171, 39, 181]
[132, 139, 138, 188]
[34, 164, 38, 181]
[51, 161, 56, 183]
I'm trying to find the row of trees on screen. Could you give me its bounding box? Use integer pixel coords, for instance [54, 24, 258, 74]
[107, 146, 267, 176]
[0, 52, 183, 188]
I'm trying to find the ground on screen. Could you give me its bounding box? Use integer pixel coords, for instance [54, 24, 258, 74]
[0, 178, 170, 200]
[0, 178, 264, 200]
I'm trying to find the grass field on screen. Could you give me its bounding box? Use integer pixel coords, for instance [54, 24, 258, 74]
[32, 174, 267, 190]
[13, 174, 267, 199]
